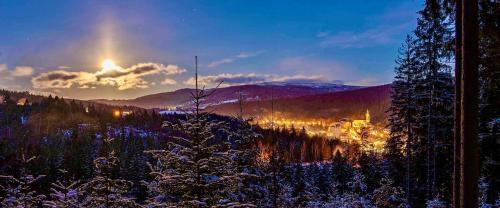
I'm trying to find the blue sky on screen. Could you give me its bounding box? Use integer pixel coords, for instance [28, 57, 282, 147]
[0, 0, 423, 99]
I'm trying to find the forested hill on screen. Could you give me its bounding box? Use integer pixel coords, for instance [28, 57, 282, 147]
[209, 84, 392, 124]
[91, 83, 359, 109]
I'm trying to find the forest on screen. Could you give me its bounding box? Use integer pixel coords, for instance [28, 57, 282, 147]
[0, 0, 499, 207]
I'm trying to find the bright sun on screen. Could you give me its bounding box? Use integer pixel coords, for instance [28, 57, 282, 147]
[101, 59, 116, 71]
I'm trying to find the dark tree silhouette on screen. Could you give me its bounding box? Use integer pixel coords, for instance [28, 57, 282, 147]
[460, 0, 480, 207]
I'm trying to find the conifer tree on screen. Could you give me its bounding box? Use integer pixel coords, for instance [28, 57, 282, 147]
[412, 0, 454, 203]
[371, 177, 407, 207]
[477, 0, 500, 204]
[224, 90, 264, 206]
[0, 154, 46, 207]
[79, 138, 139, 207]
[43, 169, 80, 208]
[387, 35, 418, 204]
[146, 56, 235, 207]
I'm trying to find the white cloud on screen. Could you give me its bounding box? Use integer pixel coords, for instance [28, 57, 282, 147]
[347, 78, 380, 86]
[32, 62, 186, 90]
[318, 2, 416, 49]
[11, 66, 34, 77]
[208, 58, 235, 68]
[161, 78, 177, 85]
[316, 31, 330, 38]
[0, 64, 6, 72]
[184, 73, 265, 86]
[183, 73, 334, 87]
[32, 70, 96, 89]
[269, 75, 327, 83]
[0, 65, 34, 80]
[208, 51, 263, 68]
[319, 23, 410, 48]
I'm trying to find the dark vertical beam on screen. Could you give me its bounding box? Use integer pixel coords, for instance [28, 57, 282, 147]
[460, 0, 479, 207]
[453, 0, 462, 207]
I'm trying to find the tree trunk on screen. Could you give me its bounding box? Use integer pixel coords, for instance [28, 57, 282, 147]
[460, 0, 479, 207]
[453, 0, 462, 207]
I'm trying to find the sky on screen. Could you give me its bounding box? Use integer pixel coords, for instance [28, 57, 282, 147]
[0, 0, 423, 100]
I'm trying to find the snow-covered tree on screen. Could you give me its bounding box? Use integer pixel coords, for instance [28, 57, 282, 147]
[371, 177, 407, 208]
[387, 35, 419, 202]
[43, 169, 80, 208]
[413, 0, 454, 202]
[290, 163, 313, 207]
[222, 91, 265, 206]
[348, 170, 367, 196]
[79, 138, 139, 207]
[425, 197, 447, 208]
[0, 154, 46, 207]
[146, 58, 238, 207]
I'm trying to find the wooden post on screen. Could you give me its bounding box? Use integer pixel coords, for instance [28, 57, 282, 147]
[460, 0, 479, 207]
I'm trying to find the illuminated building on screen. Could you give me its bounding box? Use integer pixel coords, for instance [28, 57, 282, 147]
[113, 110, 121, 117]
[17, 98, 28, 106]
[253, 109, 388, 153]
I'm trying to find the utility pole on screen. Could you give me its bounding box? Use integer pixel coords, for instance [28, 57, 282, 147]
[460, 0, 479, 207]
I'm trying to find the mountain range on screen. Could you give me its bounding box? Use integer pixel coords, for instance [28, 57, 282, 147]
[91, 83, 392, 124]
[91, 82, 360, 109]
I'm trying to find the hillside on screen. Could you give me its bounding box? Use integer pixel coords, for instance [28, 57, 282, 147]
[91, 83, 358, 109]
[209, 84, 392, 124]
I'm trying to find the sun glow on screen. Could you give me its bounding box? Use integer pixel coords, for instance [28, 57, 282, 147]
[101, 59, 117, 72]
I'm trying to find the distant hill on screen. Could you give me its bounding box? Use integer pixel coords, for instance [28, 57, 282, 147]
[0, 89, 143, 112]
[208, 84, 392, 124]
[91, 83, 359, 109]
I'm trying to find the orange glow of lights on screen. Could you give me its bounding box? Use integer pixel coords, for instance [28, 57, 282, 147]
[113, 110, 121, 117]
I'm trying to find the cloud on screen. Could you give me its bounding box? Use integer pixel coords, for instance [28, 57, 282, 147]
[269, 75, 329, 83]
[11, 66, 34, 77]
[208, 58, 235, 68]
[0, 65, 34, 79]
[318, 2, 416, 49]
[316, 31, 330, 38]
[32, 62, 186, 90]
[0, 64, 6, 72]
[161, 78, 177, 85]
[208, 51, 263, 68]
[183, 73, 335, 87]
[32, 70, 96, 89]
[184, 73, 264, 86]
[319, 23, 410, 48]
[347, 78, 380, 86]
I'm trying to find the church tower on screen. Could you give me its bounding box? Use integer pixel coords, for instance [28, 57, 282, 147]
[365, 109, 370, 123]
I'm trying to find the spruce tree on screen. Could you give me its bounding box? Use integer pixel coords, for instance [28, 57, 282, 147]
[146, 56, 235, 207]
[43, 169, 80, 208]
[224, 91, 264, 206]
[387, 35, 418, 204]
[412, 0, 454, 203]
[0, 154, 46, 207]
[79, 138, 139, 207]
[478, 0, 500, 204]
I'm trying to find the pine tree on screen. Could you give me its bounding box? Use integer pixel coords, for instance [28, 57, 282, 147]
[314, 163, 335, 202]
[0, 154, 46, 207]
[290, 163, 314, 207]
[43, 169, 80, 208]
[412, 0, 454, 203]
[387, 35, 418, 204]
[478, 0, 500, 204]
[224, 91, 264, 206]
[371, 177, 407, 208]
[330, 151, 352, 194]
[146, 56, 235, 207]
[79, 138, 139, 207]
